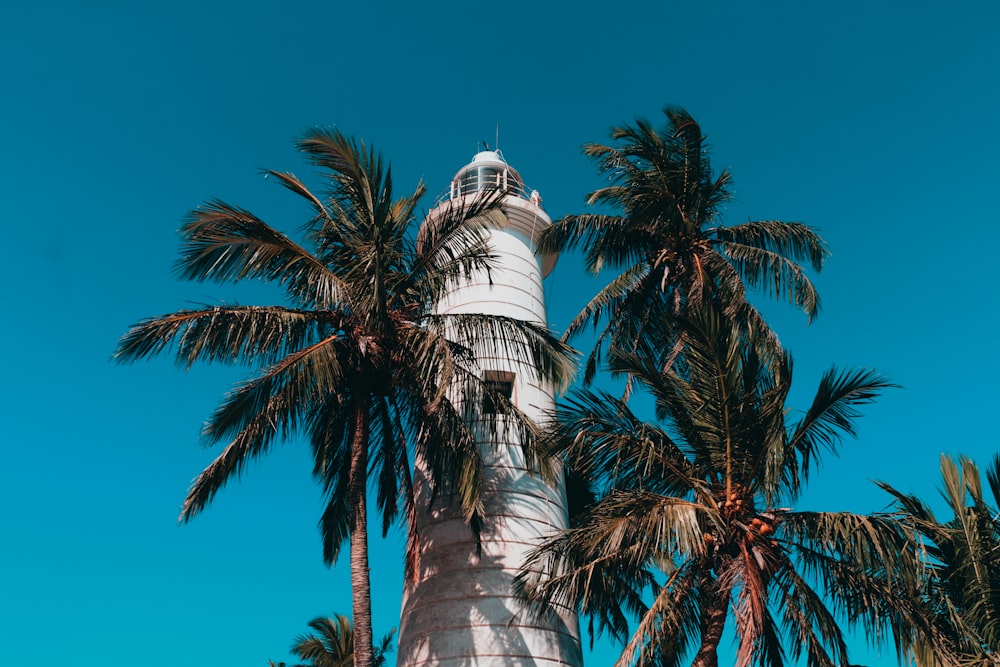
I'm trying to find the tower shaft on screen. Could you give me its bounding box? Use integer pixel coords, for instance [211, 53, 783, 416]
[397, 152, 581, 667]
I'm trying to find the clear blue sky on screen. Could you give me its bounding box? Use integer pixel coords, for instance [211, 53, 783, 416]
[2, 1, 997, 665]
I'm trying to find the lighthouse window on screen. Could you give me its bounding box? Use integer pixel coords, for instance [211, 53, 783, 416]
[456, 165, 511, 195]
[479, 167, 500, 190]
[482, 371, 515, 414]
[453, 162, 526, 197]
[457, 168, 481, 195]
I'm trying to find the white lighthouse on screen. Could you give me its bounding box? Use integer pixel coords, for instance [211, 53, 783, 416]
[397, 151, 582, 667]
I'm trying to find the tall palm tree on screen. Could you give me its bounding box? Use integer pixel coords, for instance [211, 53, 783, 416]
[516, 305, 913, 667]
[115, 130, 576, 667]
[280, 614, 395, 667]
[877, 455, 1000, 666]
[539, 107, 829, 382]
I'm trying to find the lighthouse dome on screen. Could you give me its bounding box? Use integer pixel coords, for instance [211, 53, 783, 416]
[450, 150, 526, 199]
[423, 148, 556, 277]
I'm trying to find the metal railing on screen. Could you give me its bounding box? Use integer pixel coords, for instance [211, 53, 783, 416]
[432, 173, 540, 208]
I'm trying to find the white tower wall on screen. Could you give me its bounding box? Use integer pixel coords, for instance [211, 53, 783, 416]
[397, 152, 582, 667]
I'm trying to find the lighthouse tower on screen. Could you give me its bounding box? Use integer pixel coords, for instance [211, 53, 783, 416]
[397, 151, 582, 667]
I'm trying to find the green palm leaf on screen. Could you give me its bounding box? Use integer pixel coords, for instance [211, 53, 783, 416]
[787, 368, 896, 492]
[114, 305, 325, 368]
[179, 201, 346, 309]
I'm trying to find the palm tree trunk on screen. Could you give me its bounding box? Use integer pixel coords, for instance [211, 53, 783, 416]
[350, 399, 374, 667]
[691, 572, 729, 667]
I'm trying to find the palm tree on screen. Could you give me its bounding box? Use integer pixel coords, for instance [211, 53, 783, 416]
[279, 614, 395, 667]
[115, 130, 576, 667]
[539, 107, 829, 382]
[516, 305, 912, 667]
[876, 455, 1000, 666]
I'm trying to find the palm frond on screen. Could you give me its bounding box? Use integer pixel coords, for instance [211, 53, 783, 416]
[782, 508, 932, 661]
[769, 563, 848, 667]
[562, 262, 654, 339]
[716, 228, 825, 321]
[311, 394, 352, 566]
[178, 201, 345, 308]
[412, 188, 505, 290]
[515, 511, 660, 648]
[987, 454, 1000, 509]
[561, 263, 665, 384]
[291, 614, 354, 667]
[516, 487, 713, 643]
[178, 338, 345, 522]
[538, 213, 628, 258]
[935, 456, 1000, 655]
[265, 169, 334, 224]
[713, 220, 829, 271]
[787, 368, 896, 490]
[546, 388, 702, 500]
[199, 335, 342, 443]
[114, 305, 325, 369]
[614, 563, 701, 667]
[431, 311, 578, 393]
[369, 396, 405, 537]
[297, 129, 384, 232]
